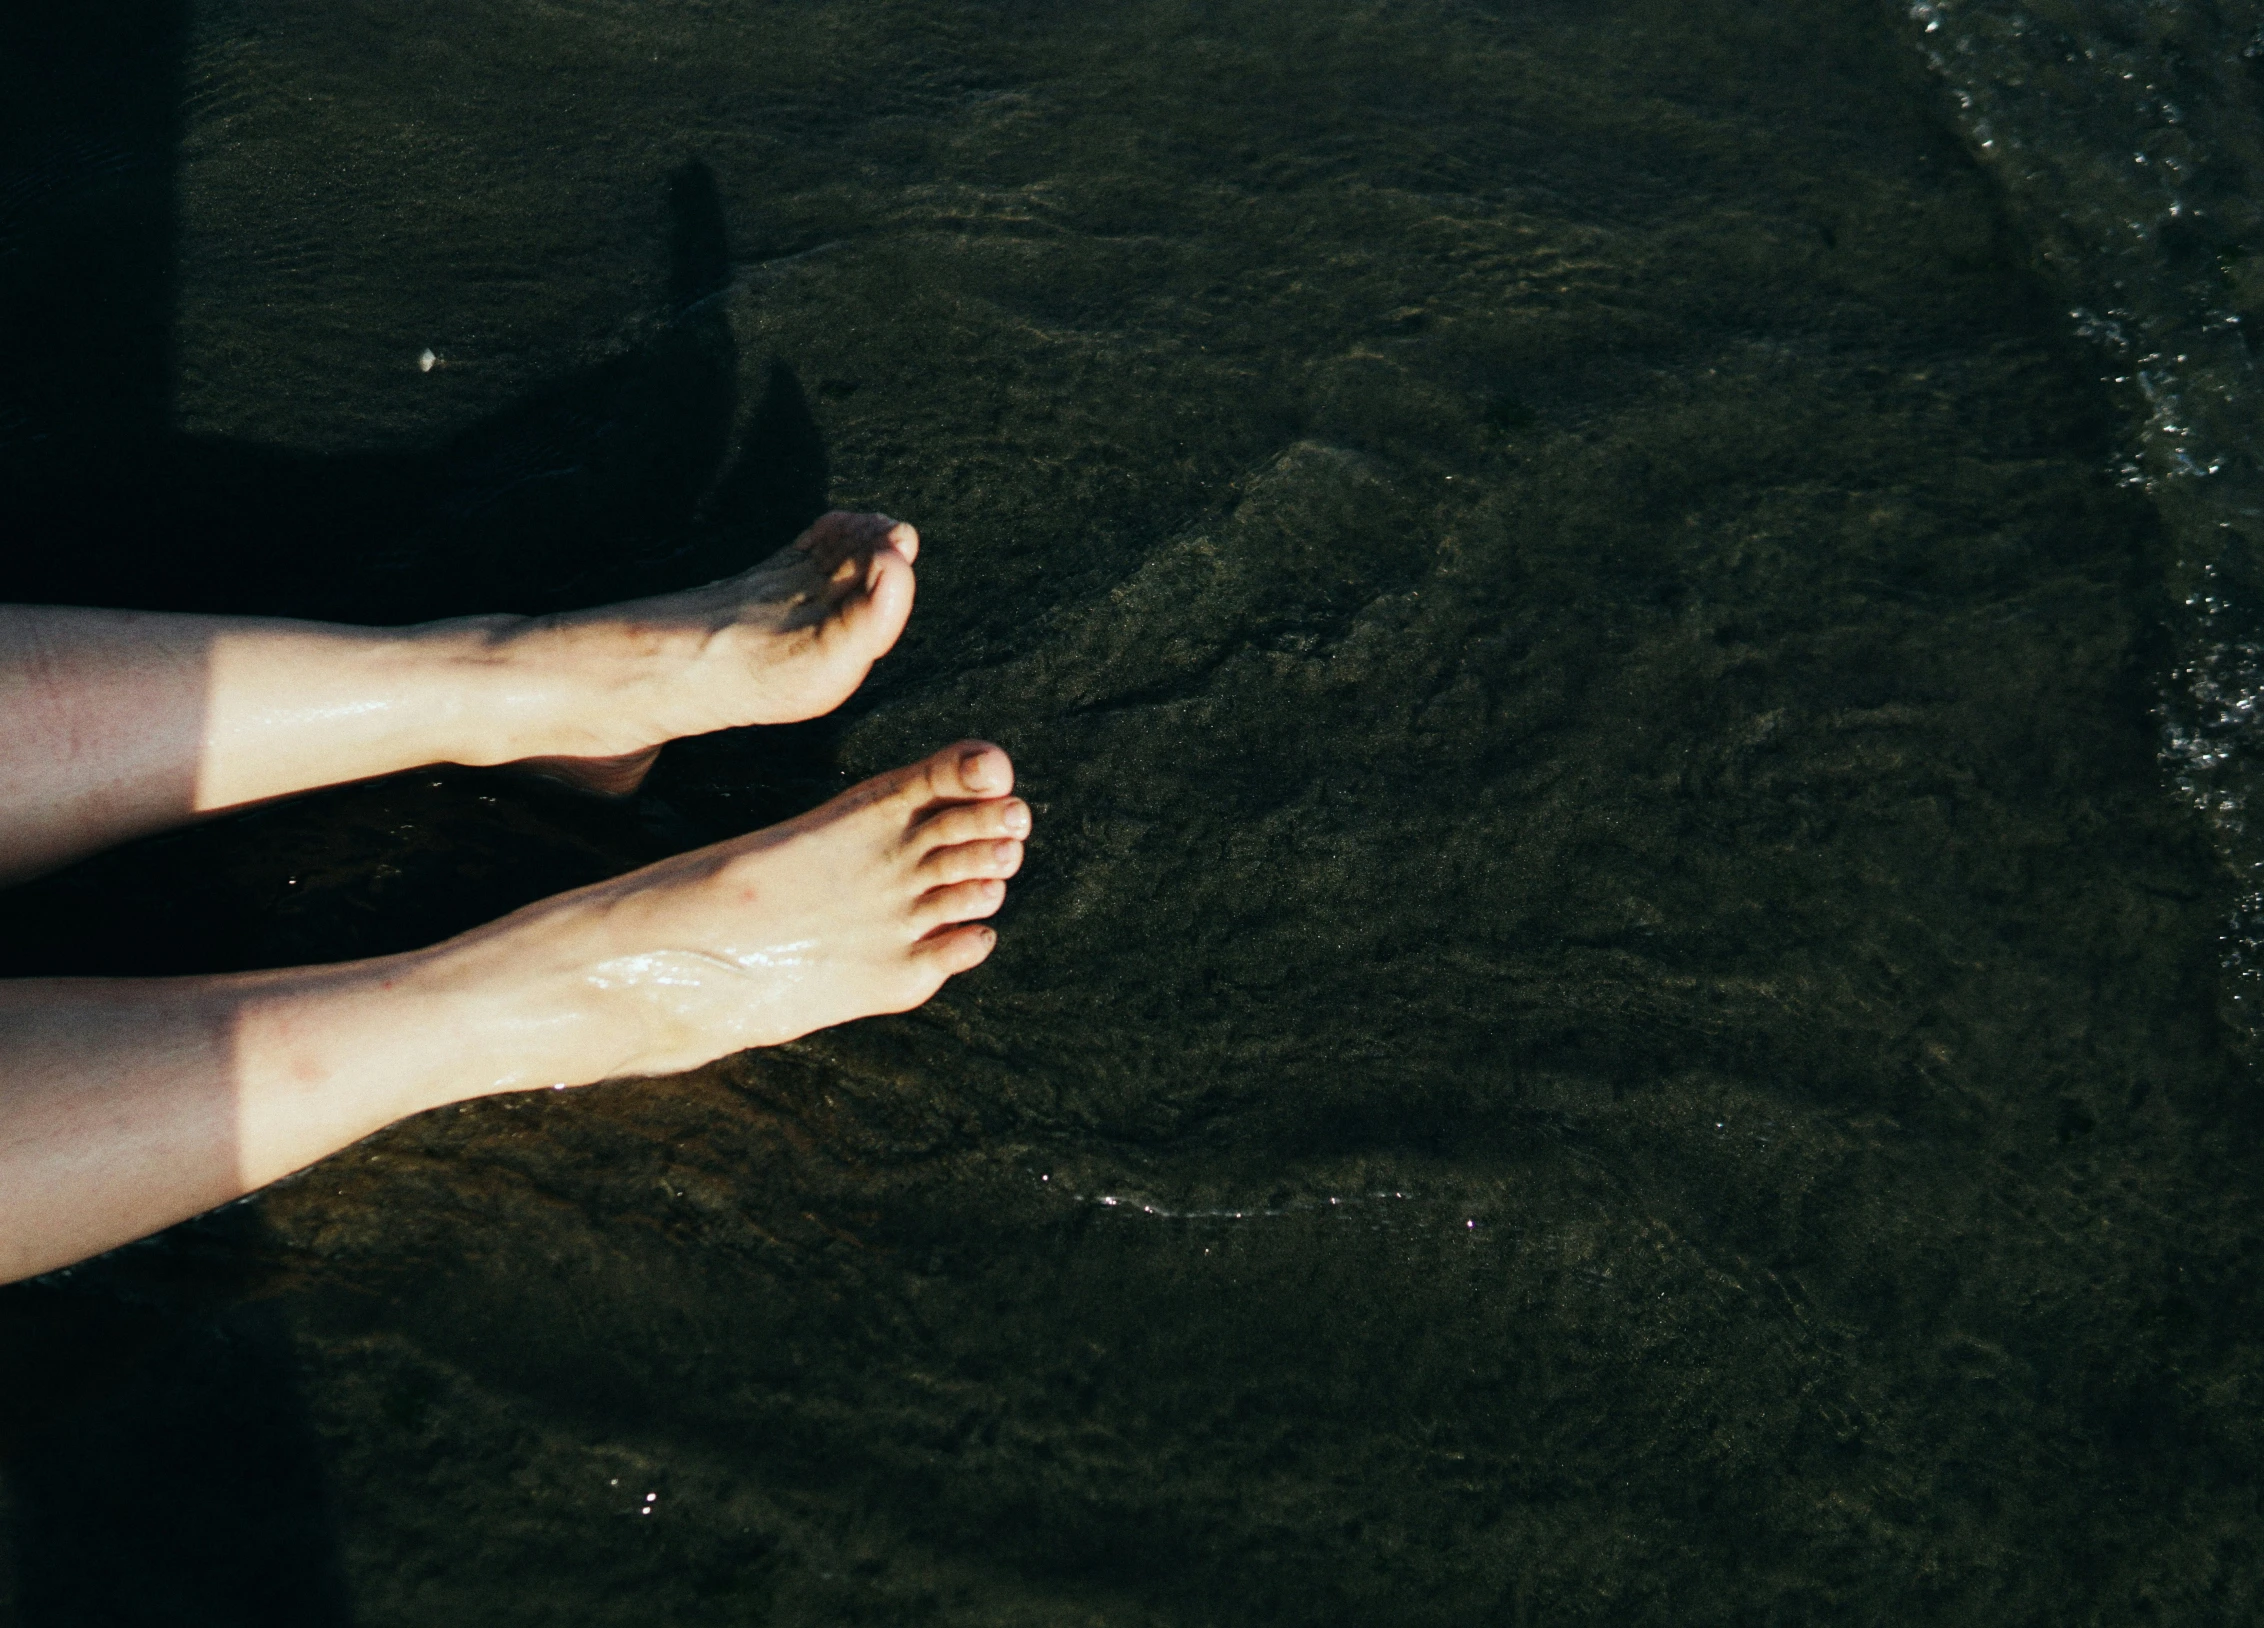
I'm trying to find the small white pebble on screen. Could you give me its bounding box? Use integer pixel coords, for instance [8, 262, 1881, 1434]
[418, 348, 437, 373]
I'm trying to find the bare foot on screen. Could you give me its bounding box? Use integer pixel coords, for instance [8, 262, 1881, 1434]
[437, 741, 1027, 1081]
[0, 739, 1025, 1283]
[468, 510, 920, 793]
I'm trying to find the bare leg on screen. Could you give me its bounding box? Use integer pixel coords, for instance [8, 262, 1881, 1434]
[0, 510, 917, 881]
[0, 741, 1026, 1283]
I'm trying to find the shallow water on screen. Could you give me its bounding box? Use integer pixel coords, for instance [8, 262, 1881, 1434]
[3, 0, 2263, 1621]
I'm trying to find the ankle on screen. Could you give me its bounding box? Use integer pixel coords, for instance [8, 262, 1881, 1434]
[420, 611, 703, 770]
[403, 896, 659, 1093]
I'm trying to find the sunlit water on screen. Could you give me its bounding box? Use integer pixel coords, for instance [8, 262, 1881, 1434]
[1905, 0, 2264, 1031]
[3, 1, 2263, 1622]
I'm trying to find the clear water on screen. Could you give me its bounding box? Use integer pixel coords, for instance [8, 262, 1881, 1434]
[3, 1, 2262, 1621]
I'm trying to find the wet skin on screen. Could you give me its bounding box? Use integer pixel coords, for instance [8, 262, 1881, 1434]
[0, 509, 918, 881]
[425, 740, 1024, 1083]
[496, 507, 923, 795]
[0, 512, 1023, 1283]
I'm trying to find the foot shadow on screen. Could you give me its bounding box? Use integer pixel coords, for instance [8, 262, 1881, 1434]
[0, 4, 839, 1616]
[0, 10, 850, 980]
[5, 152, 829, 625]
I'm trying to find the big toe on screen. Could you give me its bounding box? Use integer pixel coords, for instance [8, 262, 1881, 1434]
[895, 740, 1014, 807]
[827, 543, 915, 658]
[948, 740, 1013, 798]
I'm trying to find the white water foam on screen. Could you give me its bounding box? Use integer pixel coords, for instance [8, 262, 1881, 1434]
[1903, 0, 2264, 1026]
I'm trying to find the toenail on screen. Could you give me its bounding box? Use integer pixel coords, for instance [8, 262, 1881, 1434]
[961, 749, 998, 789]
[1003, 803, 1031, 837]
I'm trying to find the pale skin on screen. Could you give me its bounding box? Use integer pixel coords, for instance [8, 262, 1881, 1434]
[0, 511, 1028, 1283]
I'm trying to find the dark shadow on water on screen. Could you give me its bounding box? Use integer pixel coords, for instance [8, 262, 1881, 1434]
[1, 24, 836, 624]
[3, 145, 811, 624]
[0, 2, 850, 977]
[706, 358, 834, 563]
[0, 1206, 352, 1628]
[0, 1, 836, 1614]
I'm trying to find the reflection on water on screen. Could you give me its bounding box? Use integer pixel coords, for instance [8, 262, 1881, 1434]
[4, 0, 2264, 1620]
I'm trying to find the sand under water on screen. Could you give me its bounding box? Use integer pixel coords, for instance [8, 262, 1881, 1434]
[2, 1, 2262, 1622]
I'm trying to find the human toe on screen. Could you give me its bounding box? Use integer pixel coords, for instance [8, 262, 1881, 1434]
[952, 742, 1013, 797]
[912, 797, 1031, 849]
[894, 741, 1014, 807]
[912, 922, 997, 975]
[825, 542, 914, 647]
[798, 509, 907, 571]
[793, 509, 866, 562]
[913, 876, 1007, 929]
[919, 838, 1024, 885]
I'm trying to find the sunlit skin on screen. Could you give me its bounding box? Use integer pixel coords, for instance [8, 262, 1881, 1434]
[0, 511, 1025, 1283]
[0, 508, 923, 881]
